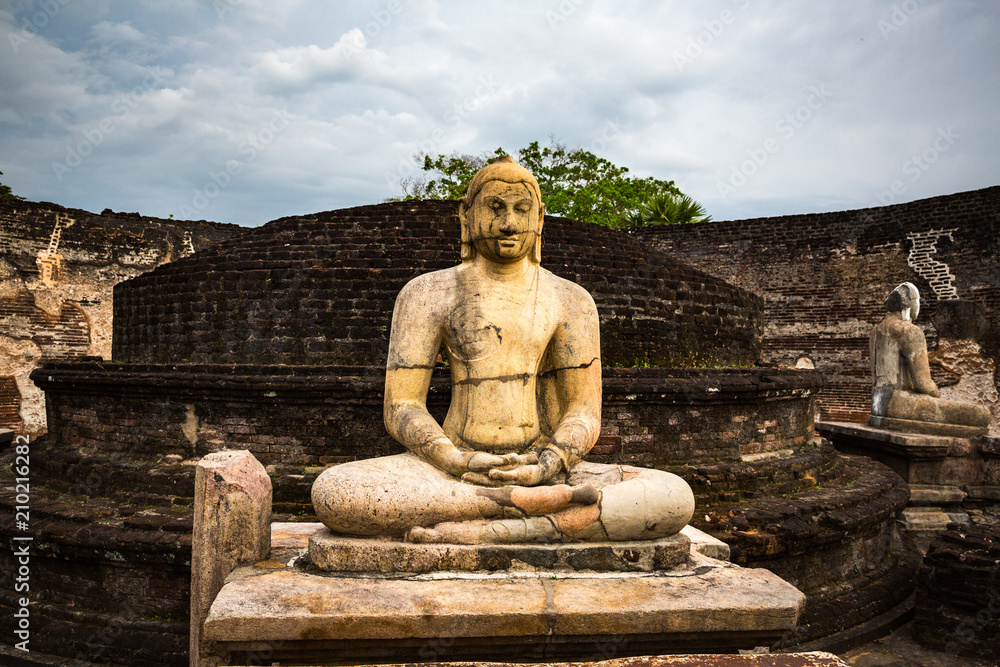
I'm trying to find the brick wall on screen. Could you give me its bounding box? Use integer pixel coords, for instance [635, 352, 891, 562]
[113, 200, 764, 370]
[637, 186, 1000, 426]
[34, 363, 820, 469]
[0, 200, 242, 434]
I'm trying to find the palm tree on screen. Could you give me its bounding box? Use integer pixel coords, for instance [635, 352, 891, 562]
[635, 193, 711, 226]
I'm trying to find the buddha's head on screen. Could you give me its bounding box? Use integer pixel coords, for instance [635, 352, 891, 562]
[458, 155, 545, 264]
[885, 282, 921, 321]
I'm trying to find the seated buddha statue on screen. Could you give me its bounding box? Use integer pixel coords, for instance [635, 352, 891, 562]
[311, 156, 694, 544]
[869, 282, 991, 436]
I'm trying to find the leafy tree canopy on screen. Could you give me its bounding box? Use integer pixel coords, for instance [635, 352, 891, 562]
[394, 140, 708, 228]
[0, 171, 25, 201]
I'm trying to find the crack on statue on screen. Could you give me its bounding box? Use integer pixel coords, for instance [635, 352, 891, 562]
[387, 363, 437, 371]
[461, 230, 542, 244]
[538, 357, 600, 379]
[453, 372, 533, 387]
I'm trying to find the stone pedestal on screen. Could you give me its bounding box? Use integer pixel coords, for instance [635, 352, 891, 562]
[199, 522, 804, 665]
[817, 421, 999, 551]
[818, 421, 985, 489]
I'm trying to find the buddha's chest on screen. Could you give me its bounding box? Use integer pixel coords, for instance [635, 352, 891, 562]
[444, 288, 556, 365]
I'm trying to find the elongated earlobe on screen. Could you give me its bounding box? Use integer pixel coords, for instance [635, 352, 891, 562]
[459, 200, 475, 262]
[532, 204, 545, 264]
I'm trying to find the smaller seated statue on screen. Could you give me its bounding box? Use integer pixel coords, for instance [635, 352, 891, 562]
[311, 156, 694, 545]
[868, 282, 991, 436]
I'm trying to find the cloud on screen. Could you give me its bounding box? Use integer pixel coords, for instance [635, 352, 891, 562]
[90, 20, 145, 44]
[0, 1, 997, 226]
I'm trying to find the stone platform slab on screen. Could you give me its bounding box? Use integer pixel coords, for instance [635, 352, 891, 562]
[817, 421, 984, 487]
[309, 528, 692, 573]
[867, 415, 987, 438]
[219, 654, 850, 667]
[203, 523, 803, 663]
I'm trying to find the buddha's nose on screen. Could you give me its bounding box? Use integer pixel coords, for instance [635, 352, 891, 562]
[499, 218, 518, 235]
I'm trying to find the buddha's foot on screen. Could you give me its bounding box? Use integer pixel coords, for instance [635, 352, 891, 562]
[404, 526, 445, 543]
[404, 504, 605, 545]
[477, 483, 600, 516]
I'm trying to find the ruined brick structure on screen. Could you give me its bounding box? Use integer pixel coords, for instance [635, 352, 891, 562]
[636, 186, 1000, 431]
[112, 201, 763, 369]
[913, 519, 1000, 661]
[0, 200, 242, 435]
[1, 201, 914, 665]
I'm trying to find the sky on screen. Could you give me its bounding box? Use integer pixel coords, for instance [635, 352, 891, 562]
[1, 0, 998, 227]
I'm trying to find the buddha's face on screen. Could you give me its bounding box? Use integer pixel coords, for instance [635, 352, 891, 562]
[467, 180, 541, 263]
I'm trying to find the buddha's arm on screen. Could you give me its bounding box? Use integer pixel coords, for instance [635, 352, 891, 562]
[902, 327, 940, 397]
[544, 292, 602, 470]
[384, 279, 519, 477]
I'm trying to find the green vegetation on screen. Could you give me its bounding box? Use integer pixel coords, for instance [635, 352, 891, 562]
[0, 171, 25, 201]
[393, 139, 708, 228]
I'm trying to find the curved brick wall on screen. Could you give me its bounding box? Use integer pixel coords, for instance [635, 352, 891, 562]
[112, 201, 763, 369]
[638, 185, 1000, 427]
[2, 363, 911, 662]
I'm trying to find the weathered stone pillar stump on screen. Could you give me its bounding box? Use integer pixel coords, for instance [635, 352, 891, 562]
[190, 450, 271, 667]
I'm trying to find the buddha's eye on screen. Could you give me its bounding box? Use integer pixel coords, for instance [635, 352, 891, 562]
[490, 199, 503, 210]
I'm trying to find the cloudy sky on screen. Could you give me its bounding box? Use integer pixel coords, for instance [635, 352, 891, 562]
[1, 0, 998, 227]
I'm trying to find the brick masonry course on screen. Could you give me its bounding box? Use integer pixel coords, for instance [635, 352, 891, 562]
[637, 186, 1000, 428]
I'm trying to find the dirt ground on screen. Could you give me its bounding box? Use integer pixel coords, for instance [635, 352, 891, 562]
[838, 620, 995, 667]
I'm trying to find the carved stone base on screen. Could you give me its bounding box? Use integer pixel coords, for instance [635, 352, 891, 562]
[819, 421, 983, 487]
[309, 528, 692, 573]
[868, 415, 987, 438]
[200, 523, 804, 664]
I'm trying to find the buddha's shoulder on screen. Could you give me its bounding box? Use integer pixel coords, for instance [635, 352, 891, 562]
[399, 266, 461, 294]
[539, 268, 597, 311]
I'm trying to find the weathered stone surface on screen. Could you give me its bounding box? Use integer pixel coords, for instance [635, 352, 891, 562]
[909, 484, 967, 505]
[308, 529, 691, 573]
[869, 283, 991, 435]
[934, 299, 990, 341]
[637, 186, 1000, 430]
[0, 199, 239, 435]
[818, 420, 986, 486]
[335, 656, 850, 667]
[313, 158, 694, 545]
[868, 415, 988, 438]
[203, 561, 805, 654]
[913, 521, 1000, 662]
[191, 450, 271, 667]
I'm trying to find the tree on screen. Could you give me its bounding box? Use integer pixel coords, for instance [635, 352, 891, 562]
[0, 171, 25, 201]
[624, 193, 711, 227]
[393, 140, 706, 228]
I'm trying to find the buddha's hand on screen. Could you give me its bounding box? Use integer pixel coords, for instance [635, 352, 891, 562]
[460, 452, 540, 487]
[481, 449, 562, 487]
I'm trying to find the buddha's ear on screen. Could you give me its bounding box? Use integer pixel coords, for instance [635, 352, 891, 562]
[532, 202, 544, 264]
[458, 198, 474, 262]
